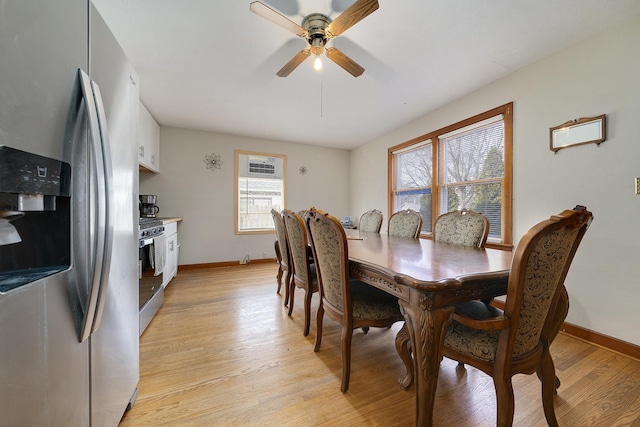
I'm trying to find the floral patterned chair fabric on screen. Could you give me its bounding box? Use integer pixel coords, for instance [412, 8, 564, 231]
[305, 207, 404, 393]
[358, 209, 383, 233]
[271, 209, 292, 306]
[282, 209, 319, 337]
[434, 209, 489, 248]
[388, 209, 423, 238]
[442, 206, 593, 427]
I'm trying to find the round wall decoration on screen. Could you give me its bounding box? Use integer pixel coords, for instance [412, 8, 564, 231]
[204, 153, 223, 170]
[299, 165, 308, 175]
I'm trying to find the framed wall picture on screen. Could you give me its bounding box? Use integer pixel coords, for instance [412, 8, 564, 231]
[550, 114, 606, 152]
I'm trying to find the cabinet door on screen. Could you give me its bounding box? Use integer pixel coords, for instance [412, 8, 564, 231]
[138, 102, 160, 172]
[163, 232, 178, 287]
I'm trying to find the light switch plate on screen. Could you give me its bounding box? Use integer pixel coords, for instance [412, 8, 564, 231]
[636, 177, 640, 195]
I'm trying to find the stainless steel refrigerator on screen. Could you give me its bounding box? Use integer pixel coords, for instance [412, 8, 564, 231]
[0, 1, 140, 426]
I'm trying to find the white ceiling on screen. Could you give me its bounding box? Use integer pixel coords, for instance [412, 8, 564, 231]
[92, 0, 640, 150]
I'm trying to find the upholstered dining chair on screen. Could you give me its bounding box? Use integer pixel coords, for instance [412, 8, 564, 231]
[388, 209, 423, 238]
[271, 209, 292, 307]
[305, 207, 404, 393]
[282, 209, 318, 336]
[442, 205, 593, 427]
[358, 209, 383, 233]
[434, 209, 492, 306]
[433, 209, 489, 248]
[396, 209, 490, 386]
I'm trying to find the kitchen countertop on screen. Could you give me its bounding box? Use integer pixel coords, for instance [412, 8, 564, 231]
[157, 217, 183, 224]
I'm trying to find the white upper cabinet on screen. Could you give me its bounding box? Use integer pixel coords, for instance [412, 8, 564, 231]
[138, 102, 159, 172]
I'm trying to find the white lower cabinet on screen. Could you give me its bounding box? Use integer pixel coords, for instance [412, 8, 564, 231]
[163, 221, 179, 287]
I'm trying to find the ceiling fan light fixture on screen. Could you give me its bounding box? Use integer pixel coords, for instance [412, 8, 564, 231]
[250, 0, 379, 77]
[313, 55, 322, 71]
[310, 37, 324, 71]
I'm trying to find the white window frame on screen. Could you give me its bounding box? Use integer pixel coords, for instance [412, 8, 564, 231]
[235, 150, 287, 235]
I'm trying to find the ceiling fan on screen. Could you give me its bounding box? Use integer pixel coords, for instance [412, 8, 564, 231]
[250, 0, 379, 77]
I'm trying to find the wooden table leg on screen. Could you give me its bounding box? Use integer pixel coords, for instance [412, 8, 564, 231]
[395, 323, 413, 390]
[399, 298, 454, 427]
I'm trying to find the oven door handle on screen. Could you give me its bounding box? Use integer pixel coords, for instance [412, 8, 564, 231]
[140, 237, 154, 247]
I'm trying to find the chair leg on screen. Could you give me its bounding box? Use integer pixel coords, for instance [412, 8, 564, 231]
[340, 326, 353, 393]
[538, 284, 568, 395]
[303, 288, 313, 337]
[283, 271, 292, 308]
[536, 370, 561, 394]
[395, 323, 414, 390]
[314, 302, 324, 352]
[275, 241, 282, 294]
[493, 368, 516, 427]
[538, 350, 560, 427]
[287, 279, 295, 316]
[276, 266, 283, 294]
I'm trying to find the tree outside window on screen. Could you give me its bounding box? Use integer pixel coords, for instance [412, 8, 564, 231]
[439, 120, 505, 239]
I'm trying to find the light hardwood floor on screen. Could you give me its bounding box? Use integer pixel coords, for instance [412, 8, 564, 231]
[119, 263, 640, 427]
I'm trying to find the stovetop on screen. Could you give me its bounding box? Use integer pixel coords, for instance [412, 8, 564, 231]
[139, 218, 162, 229]
[138, 218, 164, 240]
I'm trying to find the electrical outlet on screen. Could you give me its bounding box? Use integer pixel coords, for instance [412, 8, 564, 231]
[262, 251, 267, 258]
[636, 177, 640, 195]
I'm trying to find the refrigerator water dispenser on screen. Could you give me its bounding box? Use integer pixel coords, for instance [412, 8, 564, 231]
[0, 146, 71, 291]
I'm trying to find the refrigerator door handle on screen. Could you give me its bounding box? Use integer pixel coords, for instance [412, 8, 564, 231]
[77, 69, 102, 341]
[77, 69, 111, 341]
[89, 79, 114, 333]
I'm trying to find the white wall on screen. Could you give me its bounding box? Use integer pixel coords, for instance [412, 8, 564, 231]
[140, 127, 350, 265]
[350, 16, 640, 346]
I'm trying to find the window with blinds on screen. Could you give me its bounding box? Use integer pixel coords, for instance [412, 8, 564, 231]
[389, 103, 512, 246]
[393, 142, 433, 232]
[438, 118, 505, 239]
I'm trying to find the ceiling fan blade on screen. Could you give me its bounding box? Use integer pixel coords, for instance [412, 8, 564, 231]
[250, 1, 307, 37]
[277, 49, 311, 77]
[325, 47, 364, 77]
[326, 0, 379, 38]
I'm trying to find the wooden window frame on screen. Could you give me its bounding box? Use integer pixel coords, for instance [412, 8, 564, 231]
[235, 150, 287, 235]
[388, 102, 513, 249]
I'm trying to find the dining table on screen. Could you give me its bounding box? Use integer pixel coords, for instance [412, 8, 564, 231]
[345, 229, 513, 427]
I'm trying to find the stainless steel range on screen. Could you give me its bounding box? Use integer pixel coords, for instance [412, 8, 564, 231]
[138, 218, 164, 335]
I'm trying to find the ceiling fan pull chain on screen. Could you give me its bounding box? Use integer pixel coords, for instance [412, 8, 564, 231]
[320, 78, 324, 118]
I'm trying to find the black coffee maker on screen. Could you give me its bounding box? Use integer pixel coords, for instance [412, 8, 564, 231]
[139, 195, 159, 218]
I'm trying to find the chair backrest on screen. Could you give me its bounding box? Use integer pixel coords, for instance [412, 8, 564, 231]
[388, 209, 423, 238]
[305, 208, 350, 316]
[503, 206, 593, 359]
[358, 209, 383, 233]
[271, 209, 290, 269]
[282, 209, 312, 286]
[433, 209, 489, 247]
